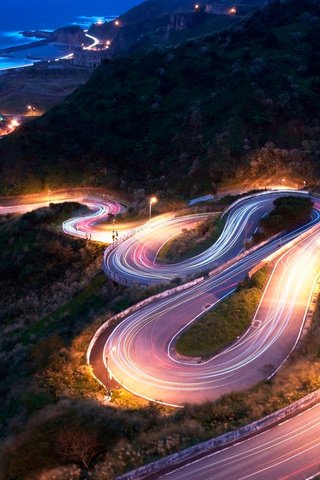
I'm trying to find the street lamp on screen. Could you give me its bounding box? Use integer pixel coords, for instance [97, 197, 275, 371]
[149, 196, 157, 220]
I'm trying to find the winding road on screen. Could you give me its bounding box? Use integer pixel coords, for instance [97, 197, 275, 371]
[104, 191, 313, 285]
[3, 188, 320, 479]
[87, 191, 320, 405]
[0, 191, 126, 243]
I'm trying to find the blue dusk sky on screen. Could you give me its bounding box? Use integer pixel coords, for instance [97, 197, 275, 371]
[1, 1, 141, 31]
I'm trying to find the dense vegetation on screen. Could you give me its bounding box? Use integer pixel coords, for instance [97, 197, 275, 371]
[176, 266, 271, 357]
[89, 0, 239, 56]
[1, 0, 320, 196]
[253, 195, 313, 242]
[157, 213, 223, 263]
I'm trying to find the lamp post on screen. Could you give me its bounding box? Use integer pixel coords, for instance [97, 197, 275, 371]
[149, 196, 157, 221]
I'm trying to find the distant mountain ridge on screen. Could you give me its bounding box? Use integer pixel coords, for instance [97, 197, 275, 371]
[0, 0, 319, 196]
[89, 0, 268, 55]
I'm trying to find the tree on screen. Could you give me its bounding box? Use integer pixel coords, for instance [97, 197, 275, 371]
[55, 428, 102, 469]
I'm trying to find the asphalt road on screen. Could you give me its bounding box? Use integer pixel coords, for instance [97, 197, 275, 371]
[155, 402, 320, 480]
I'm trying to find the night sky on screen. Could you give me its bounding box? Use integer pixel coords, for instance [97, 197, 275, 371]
[1, 0, 141, 30]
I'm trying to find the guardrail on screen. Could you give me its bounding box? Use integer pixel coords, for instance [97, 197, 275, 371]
[103, 222, 151, 287]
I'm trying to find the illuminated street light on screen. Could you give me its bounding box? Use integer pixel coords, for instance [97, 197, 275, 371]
[195, 3, 200, 10]
[149, 196, 157, 220]
[228, 6, 237, 15]
[114, 19, 120, 26]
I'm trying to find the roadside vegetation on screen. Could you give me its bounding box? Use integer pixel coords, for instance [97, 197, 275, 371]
[157, 213, 222, 263]
[252, 196, 314, 244]
[176, 266, 271, 357]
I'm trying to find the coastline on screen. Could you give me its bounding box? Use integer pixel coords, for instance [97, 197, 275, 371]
[0, 39, 49, 55]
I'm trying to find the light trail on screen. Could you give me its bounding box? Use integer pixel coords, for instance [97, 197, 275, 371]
[0, 192, 126, 243]
[3, 188, 320, 478]
[105, 190, 312, 285]
[89, 191, 320, 406]
[102, 224, 320, 406]
[84, 32, 100, 50]
[62, 197, 124, 243]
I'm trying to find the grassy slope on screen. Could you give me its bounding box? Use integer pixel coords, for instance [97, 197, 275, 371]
[157, 213, 223, 263]
[176, 266, 271, 357]
[252, 196, 314, 243]
[0, 0, 320, 195]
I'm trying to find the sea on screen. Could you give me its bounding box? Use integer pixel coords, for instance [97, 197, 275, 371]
[0, 0, 139, 71]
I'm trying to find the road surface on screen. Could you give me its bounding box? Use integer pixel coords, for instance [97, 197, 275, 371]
[154, 402, 320, 480]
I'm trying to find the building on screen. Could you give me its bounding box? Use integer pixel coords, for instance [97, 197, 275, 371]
[168, 13, 195, 31]
[72, 47, 111, 68]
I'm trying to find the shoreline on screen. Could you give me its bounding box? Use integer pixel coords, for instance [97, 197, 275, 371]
[0, 39, 49, 56]
[0, 40, 73, 73]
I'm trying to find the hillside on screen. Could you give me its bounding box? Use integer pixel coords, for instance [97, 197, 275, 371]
[0, 0, 320, 197]
[88, 0, 264, 55]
